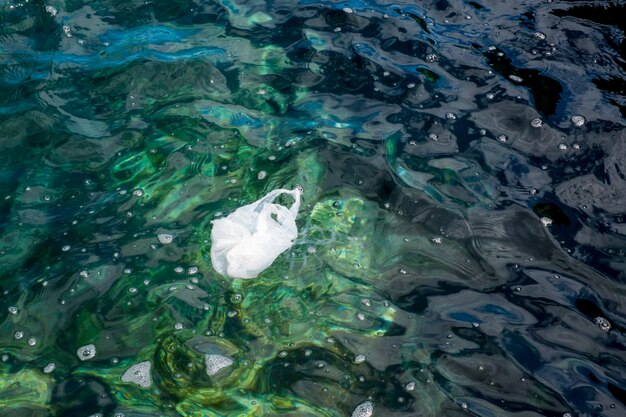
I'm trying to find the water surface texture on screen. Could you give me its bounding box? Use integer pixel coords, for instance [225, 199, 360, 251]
[1, 1, 625, 416]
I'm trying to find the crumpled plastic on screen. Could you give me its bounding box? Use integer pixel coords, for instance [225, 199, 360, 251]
[210, 188, 301, 278]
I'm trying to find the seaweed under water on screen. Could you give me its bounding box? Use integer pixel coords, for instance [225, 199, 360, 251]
[0, 1, 625, 416]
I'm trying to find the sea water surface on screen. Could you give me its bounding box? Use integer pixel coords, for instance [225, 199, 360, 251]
[1, 1, 625, 416]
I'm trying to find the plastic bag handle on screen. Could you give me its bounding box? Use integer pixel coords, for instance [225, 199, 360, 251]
[255, 188, 301, 218]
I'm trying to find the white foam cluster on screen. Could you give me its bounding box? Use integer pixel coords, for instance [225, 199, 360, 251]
[594, 316, 611, 332]
[571, 115, 586, 127]
[204, 354, 233, 376]
[352, 401, 374, 417]
[121, 361, 152, 388]
[157, 233, 173, 244]
[77, 344, 96, 361]
[44, 363, 56, 373]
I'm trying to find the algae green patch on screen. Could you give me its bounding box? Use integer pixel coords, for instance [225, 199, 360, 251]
[0, 368, 53, 413]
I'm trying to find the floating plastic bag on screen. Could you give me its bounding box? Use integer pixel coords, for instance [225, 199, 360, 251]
[210, 188, 301, 279]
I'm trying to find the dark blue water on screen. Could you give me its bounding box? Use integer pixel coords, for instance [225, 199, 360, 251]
[1, 1, 625, 416]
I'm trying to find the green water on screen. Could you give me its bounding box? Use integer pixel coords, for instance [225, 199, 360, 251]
[2, 1, 626, 417]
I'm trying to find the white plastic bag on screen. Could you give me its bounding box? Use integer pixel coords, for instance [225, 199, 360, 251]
[210, 188, 301, 279]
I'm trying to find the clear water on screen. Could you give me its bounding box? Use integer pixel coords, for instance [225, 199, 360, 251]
[1, 1, 625, 416]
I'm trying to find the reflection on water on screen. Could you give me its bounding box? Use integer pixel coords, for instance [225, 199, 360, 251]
[1, 0, 625, 416]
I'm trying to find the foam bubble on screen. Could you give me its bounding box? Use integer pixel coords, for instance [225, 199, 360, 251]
[77, 344, 96, 361]
[205, 354, 233, 376]
[121, 361, 152, 388]
[540, 217, 553, 226]
[352, 401, 374, 417]
[157, 234, 173, 244]
[594, 316, 611, 332]
[571, 115, 586, 127]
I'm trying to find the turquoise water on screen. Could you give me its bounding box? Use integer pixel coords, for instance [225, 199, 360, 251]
[1, 1, 625, 416]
